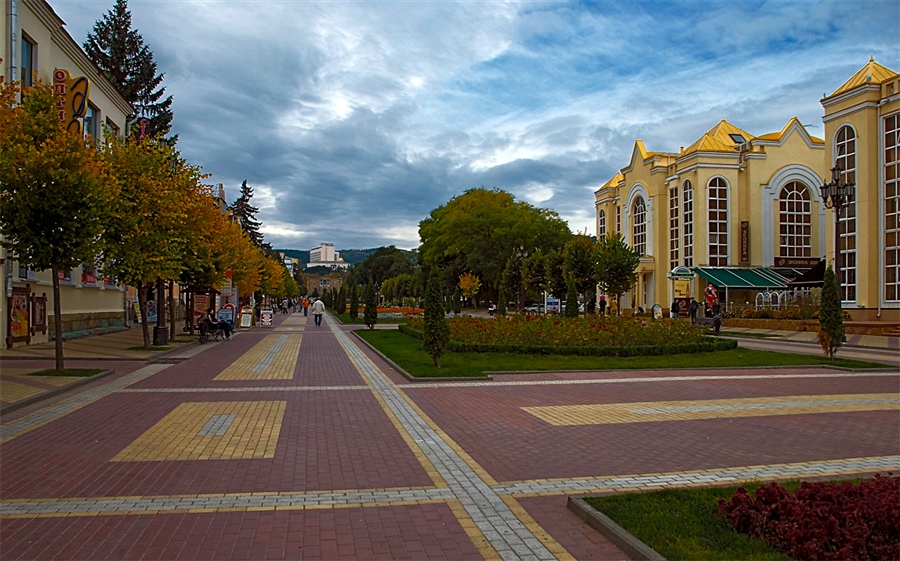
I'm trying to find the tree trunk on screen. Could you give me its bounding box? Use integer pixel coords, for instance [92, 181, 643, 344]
[169, 280, 176, 341]
[50, 263, 64, 372]
[138, 284, 151, 349]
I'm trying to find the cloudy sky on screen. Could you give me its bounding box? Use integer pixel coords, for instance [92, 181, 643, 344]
[52, 0, 898, 252]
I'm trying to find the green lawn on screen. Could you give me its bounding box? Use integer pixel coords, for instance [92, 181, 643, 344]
[354, 328, 889, 378]
[584, 484, 799, 561]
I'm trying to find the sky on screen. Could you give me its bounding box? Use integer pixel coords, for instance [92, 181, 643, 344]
[50, 0, 899, 252]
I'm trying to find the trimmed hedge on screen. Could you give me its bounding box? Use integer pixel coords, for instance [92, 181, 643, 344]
[398, 324, 737, 357]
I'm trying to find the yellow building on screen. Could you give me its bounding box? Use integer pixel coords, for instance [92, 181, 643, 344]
[1, 0, 133, 347]
[595, 58, 899, 323]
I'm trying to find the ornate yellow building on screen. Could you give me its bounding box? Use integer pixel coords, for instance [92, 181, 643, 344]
[595, 58, 899, 323]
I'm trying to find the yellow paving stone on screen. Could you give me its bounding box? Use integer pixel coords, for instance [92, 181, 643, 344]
[0, 380, 44, 402]
[215, 334, 302, 380]
[500, 495, 575, 561]
[523, 393, 900, 425]
[112, 401, 286, 461]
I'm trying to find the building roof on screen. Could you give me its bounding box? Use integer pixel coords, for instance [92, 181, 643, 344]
[828, 57, 899, 98]
[754, 117, 824, 145]
[682, 119, 755, 154]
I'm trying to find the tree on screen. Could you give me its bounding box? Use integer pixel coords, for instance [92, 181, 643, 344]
[563, 235, 597, 315]
[595, 232, 640, 312]
[364, 281, 377, 329]
[543, 249, 567, 300]
[230, 180, 265, 248]
[337, 285, 347, 315]
[451, 286, 462, 316]
[564, 274, 580, 318]
[458, 272, 482, 310]
[418, 188, 571, 295]
[349, 284, 359, 320]
[522, 249, 547, 296]
[503, 254, 525, 310]
[497, 283, 507, 317]
[83, 0, 174, 139]
[347, 245, 414, 286]
[423, 267, 451, 367]
[817, 264, 844, 359]
[0, 79, 116, 371]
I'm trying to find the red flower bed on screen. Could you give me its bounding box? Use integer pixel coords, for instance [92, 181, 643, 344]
[377, 307, 423, 314]
[717, 475, 900, 560]
[407, 314, 706, 347]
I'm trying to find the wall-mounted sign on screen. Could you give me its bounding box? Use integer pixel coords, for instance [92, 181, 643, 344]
[774, 257, 821, 268]
[740, 221, 750, 265]
[53, 69, 89, 134]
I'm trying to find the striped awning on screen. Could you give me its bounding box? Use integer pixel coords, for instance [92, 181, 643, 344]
[693, 267, 790, 289]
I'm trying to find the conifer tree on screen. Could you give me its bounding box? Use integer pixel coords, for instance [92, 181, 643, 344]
[423, 267, 450, 367]
[83, 0, 174, 139]
[349, 284, 359, 321]
[497, 283, 507, 317]
[451, 286, 462, 315]
[817, 264, 844, 359]
[364, 281, 378, 329]
[565, 274, 579, 318]
[230, 180, 265, 247]
[337, 286, 347, 315]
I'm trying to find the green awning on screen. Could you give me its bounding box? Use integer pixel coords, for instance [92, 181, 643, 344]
[693, 267, 790, 289]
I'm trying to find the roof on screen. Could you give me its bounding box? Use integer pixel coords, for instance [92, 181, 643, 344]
[828, 57, 899, 98]
[682, 119, 755, 155]
[693, 267, 790, 290]
[754, 117, 824, 145]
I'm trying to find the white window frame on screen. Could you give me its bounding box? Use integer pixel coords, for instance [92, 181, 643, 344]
[707, 177, 729, 267]
[682, 180, 694, 267]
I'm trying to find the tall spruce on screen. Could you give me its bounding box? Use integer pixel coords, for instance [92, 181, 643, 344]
[564, 274, 580, 318]
[497, 283, 507, 317]
[423, 267, 450, 367]
[83, 0, 174, 139]
[364, 281, 378, 329]
[817, 264, 844, 359]
[349, 284, 359, 320]
[230, 180, 265, 247]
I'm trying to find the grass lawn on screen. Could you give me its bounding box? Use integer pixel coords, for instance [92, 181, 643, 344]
[354, 329, 890, 378]
[583, 484, 802, 561]
[28, 368, 105, 377]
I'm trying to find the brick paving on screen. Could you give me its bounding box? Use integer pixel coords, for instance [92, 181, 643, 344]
[1, 310, 898, 560]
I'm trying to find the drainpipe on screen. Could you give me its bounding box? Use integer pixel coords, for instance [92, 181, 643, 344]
[7, 0, 18, 82]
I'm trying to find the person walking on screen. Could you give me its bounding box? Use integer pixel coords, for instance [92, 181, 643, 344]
[671, 298, 679, 319]
[598, 295, 607, 316]
[302, 297, 309, 317]
[311, 298, 326, 326]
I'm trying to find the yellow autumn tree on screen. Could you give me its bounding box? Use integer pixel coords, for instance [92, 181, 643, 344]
[458, 272, 482, 310]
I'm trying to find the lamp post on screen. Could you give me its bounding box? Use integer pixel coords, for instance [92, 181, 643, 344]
[818, 165, 855, 305]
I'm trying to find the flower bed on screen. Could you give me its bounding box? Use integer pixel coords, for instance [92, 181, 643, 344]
[717, 475, 899, 560]
[408, 314, 707, 347]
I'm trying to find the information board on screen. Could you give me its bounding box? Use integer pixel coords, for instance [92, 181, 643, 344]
[240, 306, 254, 328]
[260, 308, 274, 327]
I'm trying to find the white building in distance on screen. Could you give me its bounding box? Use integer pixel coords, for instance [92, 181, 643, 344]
[309, 243, 349, 271]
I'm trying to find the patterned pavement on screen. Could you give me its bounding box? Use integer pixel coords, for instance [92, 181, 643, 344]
[1, 311, 898, 560]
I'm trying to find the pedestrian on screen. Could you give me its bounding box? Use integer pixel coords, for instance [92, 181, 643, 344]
[302, 297, 309, 317]
[671, 298, 679, 319]
[598, 295, 606, 316]
[311, 298, 326, 326]
[689, 298, 698, 323]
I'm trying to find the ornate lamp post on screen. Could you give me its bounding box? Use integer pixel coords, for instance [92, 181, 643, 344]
[818, 165, 855, 304]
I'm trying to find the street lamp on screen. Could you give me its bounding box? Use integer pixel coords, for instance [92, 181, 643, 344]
[818, 165, 855, 304]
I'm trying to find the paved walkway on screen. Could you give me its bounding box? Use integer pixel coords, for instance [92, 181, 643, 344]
[1, 312, 898, 560]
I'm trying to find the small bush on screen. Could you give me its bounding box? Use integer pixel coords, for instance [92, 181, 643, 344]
[717, 475, 900, 560]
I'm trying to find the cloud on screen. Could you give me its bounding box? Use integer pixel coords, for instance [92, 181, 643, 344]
[50, 0, 899, 251]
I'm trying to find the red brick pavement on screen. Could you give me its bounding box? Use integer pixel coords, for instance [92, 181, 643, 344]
[405, 373, 900, 482]
[518, 496, 629, 560]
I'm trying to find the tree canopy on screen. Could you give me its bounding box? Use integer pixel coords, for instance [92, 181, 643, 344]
[347, 245, 415, 286]
[595, 232, 640, 307]
[418, 188, 571, 293]
[230, 180, 265, 248]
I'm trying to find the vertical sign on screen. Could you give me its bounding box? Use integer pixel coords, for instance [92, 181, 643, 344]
[740, 221, 750, 265]
[53, 69, 89, 134]
[260, 308, 274, 327]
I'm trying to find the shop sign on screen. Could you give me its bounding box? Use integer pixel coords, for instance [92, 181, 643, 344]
[674, 279, 691, 298]
[53, 69, 89, 134]
[260, 308, 274, 327]
[740, 221, 750, 265]
[774, 257, 821, 268]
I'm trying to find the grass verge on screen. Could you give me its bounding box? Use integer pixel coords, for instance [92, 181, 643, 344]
[718, 331, 782, 339]
[583, 484, 802, 561]
[28, 368, 105, 377]
[355, 329, 889, 378]
[336, 313, 409, 325]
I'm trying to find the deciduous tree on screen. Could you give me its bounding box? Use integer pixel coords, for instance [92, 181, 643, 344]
[0, 79, 116, 370]
[563, 235, 597, 315]
[594, 232, 640, 313]
[458, 272, 482, 310]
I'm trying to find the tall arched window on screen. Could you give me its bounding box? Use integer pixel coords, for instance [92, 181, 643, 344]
[682, 180, 693, 267]
[708, 177, 728, 266]
[836, 125, 857, 302]
[633, 196, 646, 256]
[669, 186, 679, 270]
[885, 114, 900, 302]
[779, 182, 812, 257]
[597, 209, 606, 239]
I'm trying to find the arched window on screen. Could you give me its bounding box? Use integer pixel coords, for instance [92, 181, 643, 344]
[885, 115, 900, 302]
[669, 186, 679, 269]
[633, 196, 646, 256]
[779, 181, 812, 257]
[708, 177, 728, 266]
[682, 180, 693, 267]
[597, 209, 606, 239]
[835, 125, 857, 302]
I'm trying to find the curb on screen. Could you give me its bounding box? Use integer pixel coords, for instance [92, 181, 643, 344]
[0, 368, 117, 415]
[567, 496, 666, 561]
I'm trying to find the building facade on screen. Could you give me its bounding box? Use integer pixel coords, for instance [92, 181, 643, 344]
[2, 0, 133, 347]
[595, 59, 899, 323]
[309, 243, 350, 271]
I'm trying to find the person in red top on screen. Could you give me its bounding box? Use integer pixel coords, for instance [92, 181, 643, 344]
[301, 297, 310, 317]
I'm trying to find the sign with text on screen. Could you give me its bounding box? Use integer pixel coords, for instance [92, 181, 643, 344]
[740, 221, 750, 265]
[774, 257, 821, 268]
[673, 279, 691, 298]
[240, 306, 254, 328]
[53, 69, 89, 134]
[260, 308, 274, 327]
